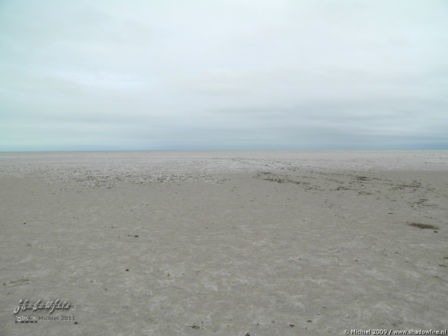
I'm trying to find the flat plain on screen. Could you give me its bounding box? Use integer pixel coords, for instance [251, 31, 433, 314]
[0, 151, 447, 336]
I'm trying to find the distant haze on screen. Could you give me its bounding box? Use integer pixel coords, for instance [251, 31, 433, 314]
[1, 0, 447, 151]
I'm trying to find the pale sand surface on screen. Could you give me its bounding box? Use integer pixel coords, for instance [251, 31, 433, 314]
[0, 151, 447, 335]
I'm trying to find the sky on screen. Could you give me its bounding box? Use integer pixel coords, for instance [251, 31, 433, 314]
[0, 0, 447, 151]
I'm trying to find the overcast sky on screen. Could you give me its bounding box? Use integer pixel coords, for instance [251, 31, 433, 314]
[1, 0, 447, 151]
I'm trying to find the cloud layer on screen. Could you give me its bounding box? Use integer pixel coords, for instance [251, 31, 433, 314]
[1, 0, 447, 150]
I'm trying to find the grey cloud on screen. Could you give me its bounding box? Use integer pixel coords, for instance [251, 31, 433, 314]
[0, 0, 447, 150]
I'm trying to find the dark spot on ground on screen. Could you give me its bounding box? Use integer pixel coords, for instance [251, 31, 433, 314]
[407, 222, 439, 230]
[125, 269, 129, 272]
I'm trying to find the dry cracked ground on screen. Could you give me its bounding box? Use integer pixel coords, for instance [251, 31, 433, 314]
[0, 151, 447, 336]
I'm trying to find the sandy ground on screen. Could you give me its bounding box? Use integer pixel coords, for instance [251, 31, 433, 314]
[0, 151, 447, 336]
